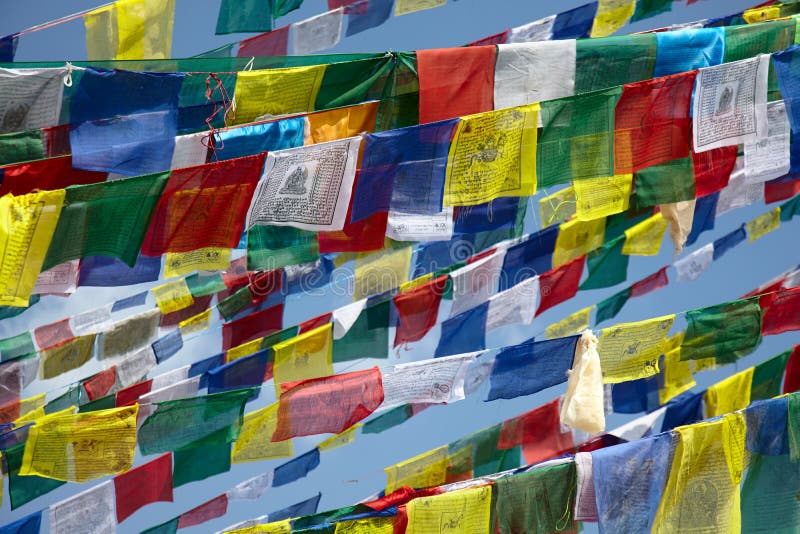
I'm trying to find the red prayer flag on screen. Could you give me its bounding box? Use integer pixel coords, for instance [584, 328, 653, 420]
[761, 287, 800, 336]
[393, 276, 447, 347]
[693, 146, 737, 197]
[299, 313, 333, 334]
[141, 154, 265, 255]
[116, 379, 154, 407]
[222, 303, 284, 350]
[536, 256, 585, 316]
[468, 30, 510, 46]
[222, 256, 250, 290]
[177, 494, 229, 529]
[498, 399, 573, 464]
[614, 71, 696, 174]
[237, 25, 290, 57]
[783, 345, 800, 394]
[43, 124, 72, 157]
[114, 453, 174, 523]
[363, 486, 442, 511]
[160, 295, 213, 328]
[765, 177, 800, 204]
[83, 366, 117, 401]
[630, 266, 669, 298]
[33, 318, 74, 351]
[0, 399, 21, 425]
[575, 433, 625, 453]
[318, 211, 388, 253]
[0, 156, 106, 196]
[417, 46, 495, 124]
[273, 367, 384, 441]
[328, 0, 360, 8]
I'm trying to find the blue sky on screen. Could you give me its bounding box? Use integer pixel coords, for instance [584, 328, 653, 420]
[2, 1, 799, 533]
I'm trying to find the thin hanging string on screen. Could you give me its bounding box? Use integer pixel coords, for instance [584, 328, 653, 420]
[6, 1, 115, 39]
[201, 73, 235, 160]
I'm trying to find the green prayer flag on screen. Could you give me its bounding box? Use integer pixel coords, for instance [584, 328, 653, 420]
[494, 462, 577, 534]
[741, 453, 800, 533]
[575, 34, 657, 94]
[0, 332, 36, 362]
[138, 389, 253, 455]
[0, 129, 45, 166]
[751, 350, 791, 401]
[789, 392, 800, 462]
[362, 404, 413, 434]
[247, 225, 319, 272]
[292, 505, 368, 530]
[43, 172, 169, 271]
[630, 0, 672, 22]
[537, 87, 620, 188]
[186, 273, 227, 297]
[173, 438, 232, 487]
[450, 424, 502, 470]
[332, 300, 390, 362]
[261, 326, 300, 350]
[680, 298, 762, 364]
[724, 21, 795, 96]
[4, 443, 65, 510]
[595, 287, 632, 324]
[374, 52, 419, 131]
[580, 235, 629, 290]
[604, 210, 650, 242]
[780, 194, 800, 222]
[79, 394, 117, 412]
[632, 157, 696, 208]
[475, 445, 521, 477]
[140, 517, 179, 534]
[217, 286, 255, 322]
[216, 0, 273, 34]
[45, 385, 83, 414]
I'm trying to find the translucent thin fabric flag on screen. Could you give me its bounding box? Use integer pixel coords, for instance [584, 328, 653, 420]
[385, 445, 448, 493]
[85, 0, 175, 60]
[49, 480, 116, 534]
[406, 485, 492, 534]
[499, 399, 574, 464]
[761, 288, 800, 335]
[273, 367, 384, 440]
[273, 323, 334, 394]
[20, 405, 138, 482]
[382, 353, 476, 409]
[680, 298, 762, 364]
[232, 402, 293, 463]
[393, 276, 447, 347]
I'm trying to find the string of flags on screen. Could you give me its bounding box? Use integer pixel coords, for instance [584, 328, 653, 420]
[2, 0, 800, 532]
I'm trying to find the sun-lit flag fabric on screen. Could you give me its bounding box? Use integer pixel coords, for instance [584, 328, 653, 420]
[232, 402, 293, 463]
[233, 66, 326, 125]
[393, 276, 447, 347]
[113, 453, 173, 523]
[406, 485, 492, 534]
[85, 0, 175, 60]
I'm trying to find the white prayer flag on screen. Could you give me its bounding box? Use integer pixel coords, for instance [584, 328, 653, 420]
[386, 208, 454, 242]
[508, 15, 556, 43]
[49, 480, 116, 534]
[716, 157, 765, 216]
[494, 40, 576, 110]
[744, 100, 791, 183]
[33, 260, 80, 295]
[673, 243, 714, 282]
[693, 55, 770, 152]
[485, 275, 539, 332]
[292, 8, 344, 55]
[227, 472, 274, 501]
[0, 67, 67, 133]
[381, 352, 478, 409]
[332, 298, 368, 339]
[171, 131, 209, 169]
[247, 137, 361, 232]
[449, 249, 506, 317]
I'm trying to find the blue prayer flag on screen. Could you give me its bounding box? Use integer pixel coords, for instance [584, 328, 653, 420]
[686, 193, 718, 246]
[434, 302, 488, 358]
[487, 335, 579, 401]
[208, 348, 271, 394]
[661, 390, 704, 431]
[273, 448, 321, 487]
[612, 376, 660, 414]
[552, 2, 598, 40]
[454, 197, 519, 234]
[78, 255, 161, 287]
[499, 225, 559, 291]
[0, 511, 41, 534]
[712, 224, 746, 260]
[70, 68, 184, 175]
[654, 28, 725, 77]
[152, 330, 184, 364]
[189, 352, 226, 389]
[745, 397, 789, 456]
[0, 36, 18, 63]
[111, 291, 149, 312]
[352, 119, 459, 222]
[216, 117, 305, 161]
[270, 493, 322, 522]
[346, 0, 393, 36]
[592, 433, 673, 534]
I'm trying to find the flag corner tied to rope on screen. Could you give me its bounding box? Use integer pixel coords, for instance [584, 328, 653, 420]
[85, 0, 176, 60]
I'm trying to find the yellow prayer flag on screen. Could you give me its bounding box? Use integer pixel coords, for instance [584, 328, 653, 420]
[545, 306, 594, 340]
[704, 367, 755, 418]
[318, 424, 362, 452]
[353, 246, 413, 301]
[444, 105, 539, 206]
[232, 402, 293, 463]
[20, 405, 139, 482]
[692, 357, 717, 373]
[85, 0, 175, 61]
[590, 0, 636, 38]
[552, 217, 606, 268]
[743, 6, 781, 23]
[273, 323, 333, 395]
[178, 308, 212, 335]
[406, 485, 492, 534]
[659, 346, 696, 405]
[335, 517, 394, 534]
[164, 248, 231, 278]
[16, 405, 75, 425]
[653, 414, 746, 534]
[400, 273, 434, 293]
[40, 334, 97, 380]
[573, 174, 632, 221]
[395, 0, 446, 16]
[13, 393, 47, 424]
[233, 66, 327, 125]
[226, 337, 265, 362]
[597, 314, 675, 383]
[229, 519, 292, 534]
[385, 445, 449, 494]
[0, 190, 66, 307]
[746, 207, 780, 242]
[622, 212, 668, 256]
[306, 102, 380, 145]
[538, 186, 576, 227]
[151, 279, 194, 314]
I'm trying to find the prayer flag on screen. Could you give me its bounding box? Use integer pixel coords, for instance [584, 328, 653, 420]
[177, 494, 229, 529]
[49, 480, 116, 534]
[273, 324, 334, 394]
[704, 367, 754, 418]
[406, 485, 491, 534]
[232, 402, 293, 463]
[573, 174, 632, 221]
[590, 0, 635, 38]
[114, 453, 173, 523]
[536, 255, 584, 315]
[222, 303, 284, 350]
[597, 315, 674, 383]
[494, 41, 576, 109]
[622, 212, 667, 256]
[85, 0, 175, 60]
[680, 298, 762, 363]
[233, 66, 326, 125]
[393, 276, 447, 346]
[385, 446, 448, 493]
[0, 68, 68, 133]
[273, 448, 321, 486]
